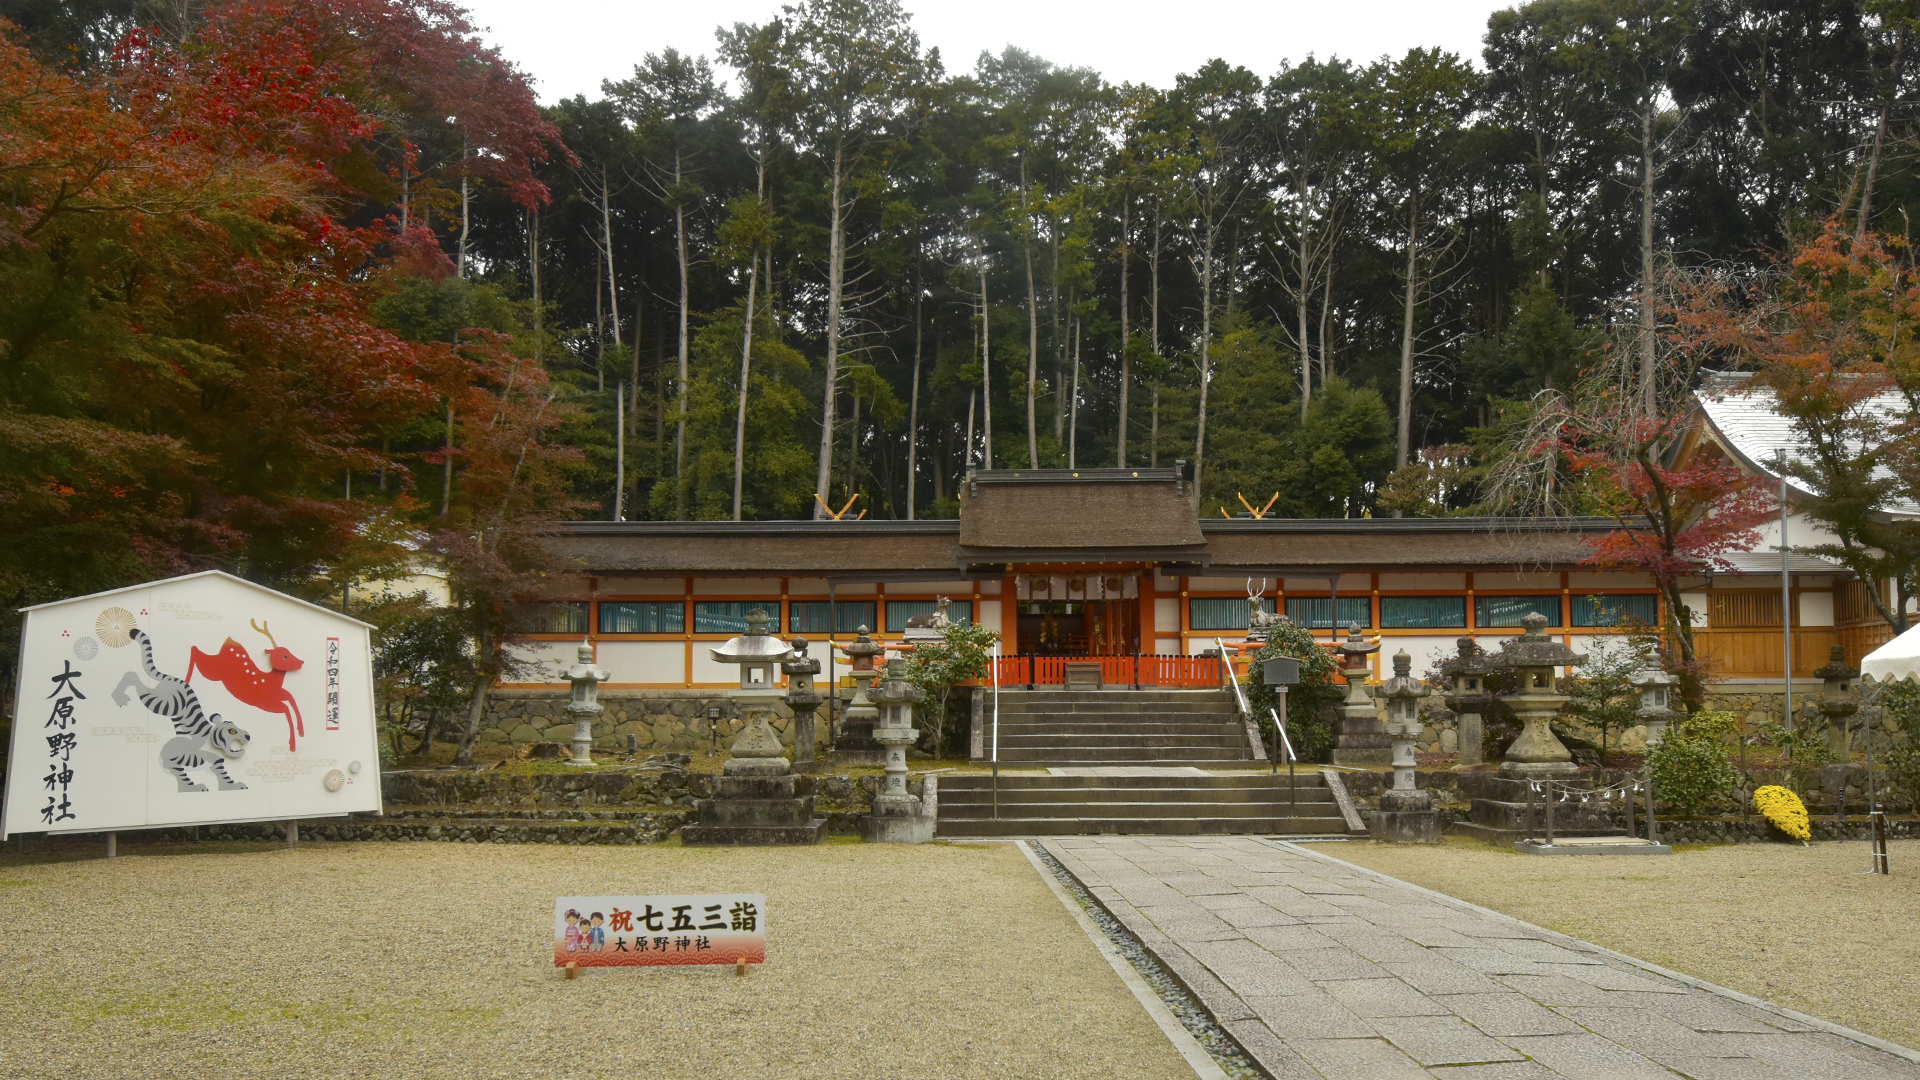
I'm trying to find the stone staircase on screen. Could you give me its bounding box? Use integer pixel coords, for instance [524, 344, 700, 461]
[978, 688, 1259, 767]
[935, 772, 1355, 837]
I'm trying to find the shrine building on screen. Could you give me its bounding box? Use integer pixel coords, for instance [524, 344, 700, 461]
[507, 465, 1846, 692]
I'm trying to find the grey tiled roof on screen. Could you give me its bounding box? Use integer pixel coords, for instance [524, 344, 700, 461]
[1697, 372, 1920, 518]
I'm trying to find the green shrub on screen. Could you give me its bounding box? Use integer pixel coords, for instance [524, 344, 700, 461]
[1647, 734, 1742, 816]
[1245, 621, 1344, 763]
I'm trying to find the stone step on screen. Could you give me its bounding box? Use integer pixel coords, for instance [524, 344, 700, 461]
[994, 747, 1251, 762]
[994, 701, 1236, 713]
[993, 732, 1249, 746]
[936, 816, 1351, 837]
[942, 774, 1328, 790]
[989, 721, 1248, 735]
[940, 795, 1338, 815]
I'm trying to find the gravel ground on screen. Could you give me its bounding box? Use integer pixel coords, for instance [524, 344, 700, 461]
[1329, 836, 1920, 1049]
[0, 838, 1194, 1080]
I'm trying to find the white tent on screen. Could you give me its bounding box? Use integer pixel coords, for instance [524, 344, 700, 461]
[1861, 623, 1920, 683]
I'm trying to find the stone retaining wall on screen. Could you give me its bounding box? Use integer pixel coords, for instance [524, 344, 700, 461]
[479, 690, 826, 754]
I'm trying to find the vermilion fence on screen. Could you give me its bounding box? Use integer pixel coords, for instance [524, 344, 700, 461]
[988, 654, 1227, 689]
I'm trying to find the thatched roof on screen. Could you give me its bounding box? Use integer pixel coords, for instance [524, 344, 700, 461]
[1201, 518, 1623, 570]
[958, 468, 1205, 551]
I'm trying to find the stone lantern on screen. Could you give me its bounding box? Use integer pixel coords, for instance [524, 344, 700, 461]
[1491, 612, 1585, 779]
[1813, 645, 1859, 760]
[861, 656, 934, 843]
[783, 636, 824, 769]
[562, 640, 610, 766]
[1439, 637, 1495, 766]
[1373, 649, 1430, 794]
[1631, 666, 1681, 748]
[683, 609, 826, 846]
[832, 626, 886, 766]
[1332, 624, 1389, 765]
[1368, 650, 1440, 843]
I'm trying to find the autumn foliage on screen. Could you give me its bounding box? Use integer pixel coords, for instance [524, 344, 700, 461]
[0, 3, 571, 656]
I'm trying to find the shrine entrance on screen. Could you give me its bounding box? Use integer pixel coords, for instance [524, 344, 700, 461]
[1011, 570, 1144, 656]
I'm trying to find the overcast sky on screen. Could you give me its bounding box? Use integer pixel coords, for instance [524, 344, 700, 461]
[456, 0, 1513, 104]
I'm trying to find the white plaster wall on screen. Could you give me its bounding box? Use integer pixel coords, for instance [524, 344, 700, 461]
[1155, 638, 1181, 654]
[1800, 592, 1835, 627]
[975, 599, 1002, 634]
[596, 640, 685, 684]
[1155, 597, 1180, 634]
[507, 640, 578, 684]
[1680, 592, 1711, 626]
[787, 577, 829, 595]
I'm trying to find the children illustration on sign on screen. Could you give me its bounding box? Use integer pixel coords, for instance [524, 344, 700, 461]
[564, 909, 582, 953]
[587, 913, 606, 952]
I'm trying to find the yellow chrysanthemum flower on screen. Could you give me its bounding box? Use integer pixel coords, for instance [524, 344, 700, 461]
[1752, 784, 1811, 841]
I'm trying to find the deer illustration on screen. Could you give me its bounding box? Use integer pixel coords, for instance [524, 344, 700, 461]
[188, 619, 306, 751]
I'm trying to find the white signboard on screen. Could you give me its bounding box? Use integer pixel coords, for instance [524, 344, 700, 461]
[2, 571, 382, 838]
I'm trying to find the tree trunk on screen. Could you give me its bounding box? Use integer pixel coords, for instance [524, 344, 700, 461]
[457, 139, 470, 278]
[907, 271, 922, 519]
[1068, 318, 1081, 469]
[601, 163, 623, 395]
[978, 262, 993, 470]
[1859, 29, 1909, 240]
[1318, 262, 1333, 385]
[1150, 386, 1160, 467]
[1297, 174, 1313, 420]
[813, 141, 849, 516]
[440, 403, 453, 516]
[1192, 224, 1215, 502]
[1117, 193, 1130, 467]
[674, 152, 690, 517]
[453, 675, 490, 767]
[1397, 188, 1421, 471]
[529, 210, 541, 362]
[1025, 237, 1040, 469]
[732, 250, 758, 521]
[1638, 103, 1657, 418]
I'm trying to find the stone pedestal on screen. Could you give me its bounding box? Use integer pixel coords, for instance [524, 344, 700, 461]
[682, 717, 827, 845]
[1369, 789, 1441, 844]
[1448, 773, 1618, 843]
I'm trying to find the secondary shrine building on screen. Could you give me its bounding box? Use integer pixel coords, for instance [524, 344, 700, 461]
[507, 463, 1890, 693]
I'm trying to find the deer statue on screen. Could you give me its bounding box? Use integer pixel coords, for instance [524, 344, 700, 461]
[188, 620, 306, 751]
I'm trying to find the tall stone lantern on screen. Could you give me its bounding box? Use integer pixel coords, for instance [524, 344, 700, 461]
[861, 656, 934, 843]
[1491, 612, 1585, 779]
[1439, 638, 1495, 766]
[1813, 645, 1859, 760]
[1631, 666, 1680, 748]
[562, 640, 611, 766]
[708, 609, 795, 746]
[832, 626, 887, 765]
[783, 636, 824, 769]
[1369, 649, 1440, 843]
[1332, 624, 1390, 765]
[683, 609, 826, 845]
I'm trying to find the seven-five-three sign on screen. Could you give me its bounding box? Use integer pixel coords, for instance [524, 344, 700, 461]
[555, 894, 766, 968]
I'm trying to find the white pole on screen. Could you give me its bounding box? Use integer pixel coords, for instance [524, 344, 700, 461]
[1782, 474, 1793, 729]
[991, 643, 1001, 819]
[614, 386, 625, 521]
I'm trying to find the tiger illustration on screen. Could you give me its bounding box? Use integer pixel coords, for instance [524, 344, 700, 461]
[112, 628, 251, 793]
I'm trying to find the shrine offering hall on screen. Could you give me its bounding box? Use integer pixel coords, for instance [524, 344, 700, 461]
[513, 468, 1881, 690]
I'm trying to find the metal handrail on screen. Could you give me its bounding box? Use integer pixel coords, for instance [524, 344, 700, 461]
[1267, 706, 1297, 763]
[1214, 637, 1252, 718]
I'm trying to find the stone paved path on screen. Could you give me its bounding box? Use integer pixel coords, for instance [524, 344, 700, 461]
[1044, 837, 1920, 1080]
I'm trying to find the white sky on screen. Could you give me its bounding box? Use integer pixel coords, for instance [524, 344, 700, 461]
[458, 0, 1512, 105]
